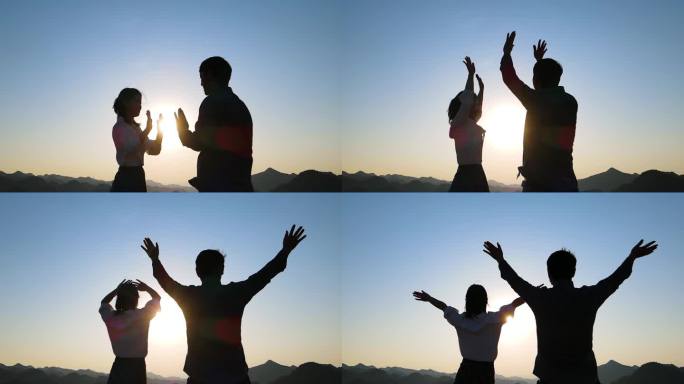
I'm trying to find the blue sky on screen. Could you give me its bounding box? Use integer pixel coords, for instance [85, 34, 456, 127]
[0, 194, 341, 377]
[1, 0, 682, 185]
[340, 194, 684, 377]
[0, 0, 341, 184]
[341, 0, 684, 183]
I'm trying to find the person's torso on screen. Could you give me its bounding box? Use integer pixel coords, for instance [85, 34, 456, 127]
[178, 284, 251, 379]
[196, 89, 253, 158]
[112, 119, 146, 167]
[453, 313, 504, 362]
[522, 87, 577, 179]
[531, 286, 600, 381]
[452, 119, 485, 166]
[103, 309, 153, 358]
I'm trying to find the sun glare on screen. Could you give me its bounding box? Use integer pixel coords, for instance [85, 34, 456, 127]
[479, 103, 526, 152]
[149, 302, 186, 345]
[146, 104, 183, 151]
[500, 306, 534, 344]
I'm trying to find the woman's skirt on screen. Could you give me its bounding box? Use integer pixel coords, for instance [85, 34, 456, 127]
[107, 357, 146, 384]
[453, 358, 495, 384]
[449, 164, 489, 192]
[111, 166, 147, 192]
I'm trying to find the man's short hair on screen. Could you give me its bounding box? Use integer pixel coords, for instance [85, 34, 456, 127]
[200, 56, 232, 85]
[547, 249, 576, 281]
[196, 249, 226, 279]
[533, 58, 563, 88]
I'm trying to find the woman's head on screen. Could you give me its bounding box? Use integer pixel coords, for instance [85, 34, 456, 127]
[115, 281, 139, 313]
[113, 88, 142, 122]
[464, 284, 488, 318]
[447, 91, 482, 123]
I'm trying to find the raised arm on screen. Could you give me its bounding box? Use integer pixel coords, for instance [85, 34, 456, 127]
[141, 238, 184, 298]
[176, 107, 203, 151]
[472, 74, 484, 122]
[463, 56, 475, 92]
[101, 279, 127, 304]
[500, 31, 534, 106]
[412, 290, 447, 311]
[240, 226, 307, 299]
[146, 113, 163, 156]
[593, 240, 658, 306]
[483, 241, 539, 303]
[132, 279, 161, 301]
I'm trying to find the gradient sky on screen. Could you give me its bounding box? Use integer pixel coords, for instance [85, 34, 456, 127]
[0, 194, 340, 377]
[0, 0, 341, 185]
[340, 194, 683, 378]
[341, 0, 684, 183]
[2, 0, 682, 187]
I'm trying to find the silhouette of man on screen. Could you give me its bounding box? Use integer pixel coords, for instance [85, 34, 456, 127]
[175, 56, 254, 192]
[483, 240, 657, 384]
[500, 32, 578, 192]
[141, 226, 306, 384]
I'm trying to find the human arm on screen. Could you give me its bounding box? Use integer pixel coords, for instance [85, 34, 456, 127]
[483, 241, 539, 303]
[463, 56, 475, 92]
[141, 238, 185, 298]
[140, 110, 153, 142]
[500, 31, 535, 107]
[412, 290, 447, 311]
[593, 240, 658, 305]
[176, 102, 218, 152]
[145, 113, 163, 156]
[240, 226, 307, 299]
[132, 279, 161, 301]
[101, 279, 127, 304]
[472, 74, 484, 122]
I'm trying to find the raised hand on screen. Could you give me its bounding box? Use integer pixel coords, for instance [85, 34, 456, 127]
[483, 241, 504, 262]
[476, 74, 484, 91]
[175, 108, 189, 133]
[533, 39, 547, 61]
[132, 279, 151, 291]
[503, 31, 516, 55]
[412, 290, 431, 301]
[463, 56, 476, 75]
[629, 239, 658, 259]
[141, 237, 160, 261]
[282, 225, 306, 252]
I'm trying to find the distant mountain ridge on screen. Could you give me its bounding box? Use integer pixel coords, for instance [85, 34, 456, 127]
[2, 167, 682, 192]
[3, 360, 681, 384]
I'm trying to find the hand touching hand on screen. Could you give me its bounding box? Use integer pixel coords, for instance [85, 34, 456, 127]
[533, 39, 547, 61]
[629, 239, 658, 259]
[141, 238, 160, 261]
[463, 56, 476, 75]
[503, 31, 516, 55]
[483, 241, 504, 262]
[282, 225, 306, 252]
[412, 290, 432, 302]
[175, 108, 189, 133]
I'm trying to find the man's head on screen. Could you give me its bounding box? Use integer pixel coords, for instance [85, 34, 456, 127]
[547, 249, 576, 285]
[533, 58, 563, 89]
[115, 282, 139, 312]
[196, 249, 226, 281]
[199, 56, 232, 95]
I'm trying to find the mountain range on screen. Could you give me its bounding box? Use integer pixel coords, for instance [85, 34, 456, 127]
[1, 360, 682, 384]
[2, 167, 683, 192]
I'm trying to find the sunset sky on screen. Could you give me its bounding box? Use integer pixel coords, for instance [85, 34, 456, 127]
[1, 0, 682, 186]
[340, 194, 683, 378]
[0, 194, 340, 377]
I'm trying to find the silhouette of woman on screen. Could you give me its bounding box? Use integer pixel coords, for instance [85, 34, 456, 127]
[100, 279, 161, 384]
[413, 285, 524, 384]
[448, 57, 489, 192]
[111, 88, 163, 192]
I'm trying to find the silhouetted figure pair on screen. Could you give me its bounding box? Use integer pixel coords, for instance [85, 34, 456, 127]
[413, 287, 525, 384]
[111, 89, 163, 192]
[483, 239, 658, 384]
[500, 32, 578, 191]
[99, 279, 161, 384]
[447, 57, 489, 192]
[141, 225, 306, 384]
[111, 56, 253, 192]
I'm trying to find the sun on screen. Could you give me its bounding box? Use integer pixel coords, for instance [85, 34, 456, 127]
[144, 104, 184, 151]
[479, 103, 526, 152]
[149, 301, 186, 346]
[500, 305, 535, 344]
